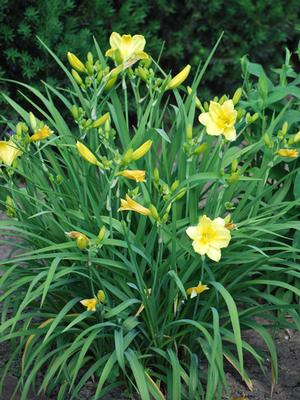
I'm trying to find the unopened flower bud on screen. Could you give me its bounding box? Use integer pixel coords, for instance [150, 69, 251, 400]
[87, 52, 94, 65]
[67, 52, 86, 73]
[193, 143, 208, 155]
[72, 69, 83, 85]
[281, 121, 288, 136]
[219, 95, 228, 105]
[104, 76, 117, 91]
[232, 88, 242, 105]
[92, 112, 110, 128]
[154, 168, 159, 184]
[71, 105, 79, 120]
[227, 172, 239, 184]
[98, 226, 107, 241]
[186, 124, 193, 140]
[289, 130, 300, 145]
[86, 61, 94, 75]
[236, 108, 245, 121]
[149, 204, 159, 220]
[132, 140, 152, 161]
[263, 133, 273, 148]
[29, 112, 37, 131]
[97, 290, 106, 303]
[123, 148, 134, 163]
[231, 159, 238, 173]
[16, 122, 23, 136]
[175, 188, 186, 201]
[170, 180, 180, 192]
[166, 65, 191, 90]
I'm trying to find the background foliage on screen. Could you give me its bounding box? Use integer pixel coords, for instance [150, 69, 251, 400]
[0, 0, 300, 107]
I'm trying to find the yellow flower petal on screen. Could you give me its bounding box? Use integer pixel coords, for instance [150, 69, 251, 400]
[277, 148, 298, 158]
[118, 194, 151, 216]
[80, 298, 98, 312]
[30, 125, 53, 142]
[106, 32, 148, 64]
[117, 169, 146, 182]
[186, 282, 209, 298]
[0, 140, 22, 166]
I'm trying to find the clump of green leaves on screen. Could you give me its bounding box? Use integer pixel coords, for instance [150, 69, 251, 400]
[0, 34, 300, 400]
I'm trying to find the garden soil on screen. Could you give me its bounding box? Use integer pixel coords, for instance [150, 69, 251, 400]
[1, 214, 300, 400]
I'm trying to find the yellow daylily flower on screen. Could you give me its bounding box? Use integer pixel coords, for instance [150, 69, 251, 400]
[199, 100, 237, 141]
[80, 298, 98, 312]
[166, 65, 191, 90]
[277, 148, 298, 158]
[117, 169, 146, 182]
[67, 52, 86, 73]
[76, 141, 100, 166]
[186, 215, 231, 262]
[105, 32, 148, 64]
[118, 194, 151, 216]
[0, 139, 22, 166]
[30, 125, 53, 142]
[131, 140, 152, 160]
[186, 282, 209, 298]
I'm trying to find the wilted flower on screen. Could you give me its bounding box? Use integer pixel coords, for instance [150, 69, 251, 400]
[65, 231, 89, 250]
[105, 32, 148, 64]
[80, 298, 98, 312]
[80, 289, 106, 311]
[166, 65, 191, 90]
[76, 141, 100, 166]
[186, 282, 209, 298]
[199, 100, 237, 141]
[117, 170, 146, 182]
[277, 148, 298, 158]
[0, 139, 22, 166]
[118, 194, 151, 216]
[30, 125, 53, 142]
[186, 215, 231, 262]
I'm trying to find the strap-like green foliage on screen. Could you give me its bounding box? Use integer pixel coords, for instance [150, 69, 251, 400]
[0, 33, 300, 400]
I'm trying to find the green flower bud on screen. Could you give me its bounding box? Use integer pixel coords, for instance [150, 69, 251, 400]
[123, 148, 134, 163]
[153, 168, 159, 184]
[29, 112, 37, 131]
[98, 226, 107, 241]
[71, 105, 79, 120]
[231, 159, 238, 173]
[186, 124, 193, 140]
[87, 52, 94, 65]
[175, 188, 186, 201]
[232, 87, 242, 105]
[170, 180, 180, 192]
[72, 69, 83, 85]
[193, 143, 208, 155]
[149, 204, 160, 221]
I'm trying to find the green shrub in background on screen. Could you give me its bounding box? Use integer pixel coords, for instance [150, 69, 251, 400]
[0, 0, 299, 108]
